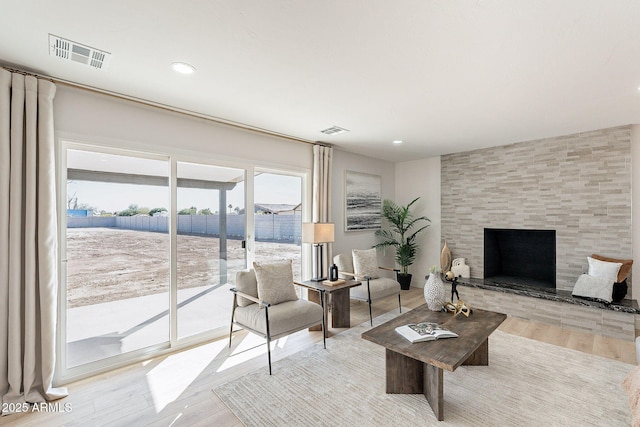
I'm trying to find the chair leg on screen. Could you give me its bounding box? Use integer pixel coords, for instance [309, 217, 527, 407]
[266, 336, 272, 375]
[366, 278, 373, 326]
[228, 300, 237, 348]
[265, 305, 272, 375]
[321, 291, 327, 349]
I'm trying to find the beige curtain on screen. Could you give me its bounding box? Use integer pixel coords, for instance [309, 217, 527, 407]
[0, 69, 67, 414]
[312, 144, 333, 270]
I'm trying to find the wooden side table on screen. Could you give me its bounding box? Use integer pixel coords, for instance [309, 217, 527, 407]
[295, 279, 361, 329]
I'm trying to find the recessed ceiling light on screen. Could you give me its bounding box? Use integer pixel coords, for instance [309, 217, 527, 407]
[171, 62, 196, 74]
[393, 140, 403, 145]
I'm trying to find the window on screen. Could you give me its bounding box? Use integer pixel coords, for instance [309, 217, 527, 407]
[59, 144, 309, 381]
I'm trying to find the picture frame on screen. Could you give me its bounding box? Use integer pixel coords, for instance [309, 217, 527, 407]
[344, 171, 382, 231]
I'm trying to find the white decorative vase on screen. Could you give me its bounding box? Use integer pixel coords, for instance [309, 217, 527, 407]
[424, 273, 446, 311]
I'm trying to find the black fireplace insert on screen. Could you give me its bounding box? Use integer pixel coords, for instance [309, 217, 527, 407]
[484, 228, 556, 289]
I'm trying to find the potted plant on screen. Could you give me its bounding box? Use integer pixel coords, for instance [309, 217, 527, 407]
[374, 197, 430, 290]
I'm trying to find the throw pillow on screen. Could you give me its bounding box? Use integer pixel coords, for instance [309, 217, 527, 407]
[572, 273, 614, 303]
[352, 248, 379, 279]
[591, 254, 633, 283]
[587, 256, 622, 283]
[235, 269, 258, 307]
[253, 260, 298, 306]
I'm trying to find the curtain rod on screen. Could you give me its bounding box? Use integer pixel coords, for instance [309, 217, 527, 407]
[2, 65, 326, 147]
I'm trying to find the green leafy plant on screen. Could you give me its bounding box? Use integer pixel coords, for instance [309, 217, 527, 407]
[374, 197, 430, 275]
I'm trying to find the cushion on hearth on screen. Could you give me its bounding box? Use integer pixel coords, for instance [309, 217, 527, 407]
[591, 254, 633, 283]
[612, 280, 628, 303]
[572, 273, 614, 303]
[587, 256, 622, 283]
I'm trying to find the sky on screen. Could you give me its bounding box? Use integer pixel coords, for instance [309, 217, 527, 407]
[67, 173, 302, 214]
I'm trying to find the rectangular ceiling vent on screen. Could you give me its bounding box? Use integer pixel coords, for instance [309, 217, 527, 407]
[49, 34, 111, 70]
[320, 125, 349, 136]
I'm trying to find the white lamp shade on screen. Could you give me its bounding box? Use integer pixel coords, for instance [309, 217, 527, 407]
[302, 223, 335, 244]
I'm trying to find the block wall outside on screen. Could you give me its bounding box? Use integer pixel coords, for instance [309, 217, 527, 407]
[441, 126, 632, 294]
[68, 214, 301, 242]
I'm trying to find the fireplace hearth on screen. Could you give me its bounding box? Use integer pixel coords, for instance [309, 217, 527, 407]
[484, 228, 556, 289]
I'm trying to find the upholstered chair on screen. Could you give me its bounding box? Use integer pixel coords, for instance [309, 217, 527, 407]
[334, 249, 401, 325]
[229, 261, 325, 374]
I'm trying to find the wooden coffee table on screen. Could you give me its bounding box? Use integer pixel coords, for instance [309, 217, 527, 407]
[295, 279, 361, 329]
[361, 304, 506, 421]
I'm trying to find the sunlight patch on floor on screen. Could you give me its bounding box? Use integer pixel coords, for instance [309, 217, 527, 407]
[217, 332, 288, 372]
[146, 340, 226, 412]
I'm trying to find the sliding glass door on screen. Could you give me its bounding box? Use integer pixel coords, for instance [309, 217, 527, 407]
[65, 149, 170, 368]
[60, 145, 307, 380]
[253, 171, 302, 281]
[176, 162, 246, 339]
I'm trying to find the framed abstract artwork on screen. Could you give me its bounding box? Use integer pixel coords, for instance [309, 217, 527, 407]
[344, 171, 382, 231]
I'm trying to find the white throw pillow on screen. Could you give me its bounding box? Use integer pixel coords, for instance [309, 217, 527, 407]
[253, 260, 298, 306]
[587, 256, 622, 283]
[352, 248, 379, 279]
[572, 273, 613, 303]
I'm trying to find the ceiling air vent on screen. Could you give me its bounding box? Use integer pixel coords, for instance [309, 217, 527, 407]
[320, 125, 349, 136]
[49, 34, 111, 70]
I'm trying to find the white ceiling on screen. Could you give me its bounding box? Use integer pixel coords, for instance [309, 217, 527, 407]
[2, 1, 640, 162]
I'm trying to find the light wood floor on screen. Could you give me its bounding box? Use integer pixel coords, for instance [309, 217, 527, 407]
[4, 288, 636, 426]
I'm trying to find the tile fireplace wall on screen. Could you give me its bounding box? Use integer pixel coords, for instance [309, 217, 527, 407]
[441, 125, 632, 294]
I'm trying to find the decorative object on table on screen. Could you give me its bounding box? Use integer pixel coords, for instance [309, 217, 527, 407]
[424, 265, 446, 311]
[374, 197, 430, 290]
[395, 321, 458, 343]
[443, 300, 472, 317]
[329, 263, 339, 281]
[444, 272, 460, 302]
[451, 257, 470, 278]
[440, 240, 452, 273]
[345, 171, 382, 231]
[322, 278, 346, 286]
[302, 222, 335, 281]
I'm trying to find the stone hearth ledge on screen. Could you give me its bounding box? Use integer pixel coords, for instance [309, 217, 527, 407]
[456, 277, 640, 314]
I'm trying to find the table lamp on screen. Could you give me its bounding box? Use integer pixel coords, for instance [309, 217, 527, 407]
[302, 222, 335, 281]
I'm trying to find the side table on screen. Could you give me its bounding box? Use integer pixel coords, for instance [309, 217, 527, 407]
[295, 279, 361, 329]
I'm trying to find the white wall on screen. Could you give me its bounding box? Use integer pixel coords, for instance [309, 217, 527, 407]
[54, 85, 312, 169]
[330, 149, 396, 269]
[394, 157, 442, 288]
[632, 125, 640, 301]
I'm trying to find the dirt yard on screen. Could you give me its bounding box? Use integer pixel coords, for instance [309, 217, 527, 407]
[66, 228, 302, 308]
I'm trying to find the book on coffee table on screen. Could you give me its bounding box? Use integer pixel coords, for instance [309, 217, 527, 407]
[322, 279, 346, 286]
[395, 322, 458, 343]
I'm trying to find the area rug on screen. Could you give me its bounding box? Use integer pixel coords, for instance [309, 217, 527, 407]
[213, 310, 633, 426]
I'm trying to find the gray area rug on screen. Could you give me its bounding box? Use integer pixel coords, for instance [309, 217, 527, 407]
[214, 310, 633, 426]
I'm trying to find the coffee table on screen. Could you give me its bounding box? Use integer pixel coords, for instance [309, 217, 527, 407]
[295, 279, 361, 330]
[361, 304, 506, 421]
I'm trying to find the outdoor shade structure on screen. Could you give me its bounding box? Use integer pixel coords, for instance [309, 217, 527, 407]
[67, 161, 242, 284]
[302, 222, 334, 281]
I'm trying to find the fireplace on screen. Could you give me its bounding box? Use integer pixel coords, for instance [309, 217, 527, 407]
[484, 228, 556, 289]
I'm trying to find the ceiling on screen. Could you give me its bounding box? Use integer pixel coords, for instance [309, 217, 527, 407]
[2, 1, 640, 162]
